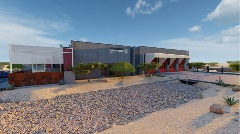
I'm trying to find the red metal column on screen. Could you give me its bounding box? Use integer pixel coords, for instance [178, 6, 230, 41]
[63, 48, 73, 71]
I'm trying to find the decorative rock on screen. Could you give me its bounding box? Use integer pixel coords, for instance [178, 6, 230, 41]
[98, 78, 110, 82]
[210, 104, 224, 114]
[232, 86, 240, 91]
[234, 117, 239, 122]
[0, 81, 205, 133]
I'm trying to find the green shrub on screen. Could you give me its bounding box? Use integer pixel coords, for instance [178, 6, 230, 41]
[67, 66, 72, 71]
[198, 93, 204, 99]
[223, 96, 239, 106]
[215, 77, 228, 87]
[137, 63, 160, 76]
[58, 80, 65, 85]
[227, 61, 240, 72]
[6, 83, 14, 90]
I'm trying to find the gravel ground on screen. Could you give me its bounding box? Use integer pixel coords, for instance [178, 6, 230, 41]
[0, 80, 204, 133]
[0, 76, 172, 103]
[101, 83, 240, 134]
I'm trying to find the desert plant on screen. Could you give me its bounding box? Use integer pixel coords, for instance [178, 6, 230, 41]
[110, 62, 135, 79]
[189, 62, 206, 71]
[229, 63, 240, 72]
[6, 83, 14, 90]
[231, 84, 238, 87]
[67, 66, 73, 71]
[58, 80, 65, 85]
[72, 62, 107, 82]
[0, 64, 4, 71]
[223, 96, 239, 106]
[137, 63, 160, 76]
[198, 93, 204, 99]
[215, 76, 228, 87]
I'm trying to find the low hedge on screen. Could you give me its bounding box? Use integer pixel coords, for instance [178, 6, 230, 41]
[8, 72, 63, 87]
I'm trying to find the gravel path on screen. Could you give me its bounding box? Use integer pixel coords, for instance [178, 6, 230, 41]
[0, 81, 204, 133]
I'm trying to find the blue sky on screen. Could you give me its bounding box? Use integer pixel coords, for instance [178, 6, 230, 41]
[0, 0, 239, 63]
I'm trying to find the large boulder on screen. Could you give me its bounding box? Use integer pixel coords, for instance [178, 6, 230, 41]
[232, 86, 240, 91]
[210, 104, 224, 114]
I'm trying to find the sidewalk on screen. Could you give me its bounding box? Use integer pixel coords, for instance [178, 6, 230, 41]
[164, 71, 240, 85]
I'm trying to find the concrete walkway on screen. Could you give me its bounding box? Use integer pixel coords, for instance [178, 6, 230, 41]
[163, 71, 240, 85]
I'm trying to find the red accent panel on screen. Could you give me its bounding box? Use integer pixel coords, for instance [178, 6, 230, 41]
[159, 60, 167, 72]
[178, 59, 184, 71]
[46, 64, 51, 68]
[63, 48, 72, 71]
[169, 59, 176, 72]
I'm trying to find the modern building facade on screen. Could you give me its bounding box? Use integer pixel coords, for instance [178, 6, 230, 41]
[63, 40, 190, 79]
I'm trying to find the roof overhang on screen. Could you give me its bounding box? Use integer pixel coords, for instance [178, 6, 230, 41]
[145, 53, 190, 63]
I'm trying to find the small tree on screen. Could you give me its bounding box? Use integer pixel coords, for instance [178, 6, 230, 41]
[6, 64, 25, 71]
[136, 63, 147, 75]
[137, 63, 160, 76]
[189, 62, 206, 71]
[110, 62, 135, 79]
[72, 62, 107, 82]
[229, 63, 240, 72]
[227, 61, 240, 64]
[227, 61, 240, 72]
[207, 62, 219, 67]
[0, 64, 4, 71]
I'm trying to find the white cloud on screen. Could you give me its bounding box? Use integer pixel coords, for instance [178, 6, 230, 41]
[0, 8, 71, 32]
[126, 0, 162, 17]
[80, 38, 88, 42]
[0, 10, 67, 62]
[188, 26, 201, 33]
[219, 25, 240, 43]
[202, 0, 239, 24]
[159, 25, 240, 63]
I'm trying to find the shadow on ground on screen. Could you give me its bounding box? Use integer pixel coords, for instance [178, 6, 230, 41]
[191, 112, 220, 130]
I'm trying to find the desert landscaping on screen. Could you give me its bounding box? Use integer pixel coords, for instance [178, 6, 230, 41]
[0, 75, 239, 133]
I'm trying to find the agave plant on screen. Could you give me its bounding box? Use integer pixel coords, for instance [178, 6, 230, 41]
[6, 83, 14, 90]
[223, 96, 240, 106]
[216, 77, 228, 87]
[58, 80, 65, 85]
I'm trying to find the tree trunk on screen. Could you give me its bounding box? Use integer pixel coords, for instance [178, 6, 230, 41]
[197, 68, 199, 71]
[88, 74, 90, 82]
